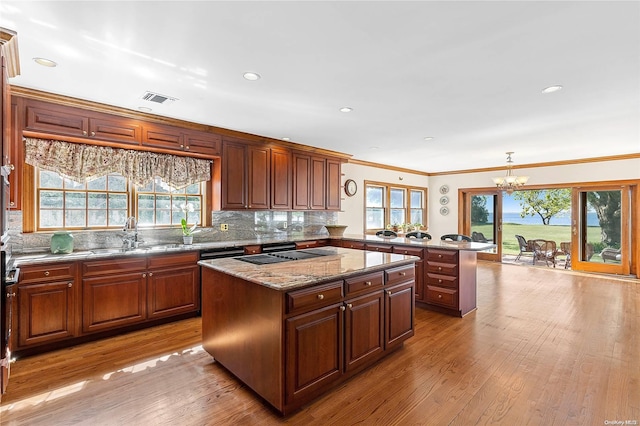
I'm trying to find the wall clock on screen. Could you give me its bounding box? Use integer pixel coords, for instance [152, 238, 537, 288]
[440, 206, 449, 216]
[439, 196, 449, 205]
[439, 185, 449, 195]
[344, 179, 357, 197]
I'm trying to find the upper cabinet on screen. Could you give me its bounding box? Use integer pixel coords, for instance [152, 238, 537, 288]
[143, 123, 221, 156]
[221, 138, 271, 210]
[293, 151, 342, 211]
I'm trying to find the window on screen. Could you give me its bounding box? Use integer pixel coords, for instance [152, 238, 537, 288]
[364, 181, 427, 232]
[36, 169, 203, 231]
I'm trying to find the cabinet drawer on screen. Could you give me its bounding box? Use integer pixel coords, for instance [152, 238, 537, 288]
[286, 280, 344, 315]
[365, 243, 393, 253]
[426, 285, 458, 309]
[244, 245, 262, 255]
[345, 271, 384, 295]
[19, 263, 76, 283]
[426, 261, 458, 276]
[427, 249, 458, 263]
[426, 273, 458, 288]
[147, 251, 199, 269]
[392, 246, 424, 258]
[83, 257, 147, 277]
[295, 240, 321, 249]
[342, 240, 365, 250]
[385, 265, 415, 286]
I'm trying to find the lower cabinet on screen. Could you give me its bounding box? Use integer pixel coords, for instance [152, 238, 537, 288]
[202, 262, 416, 415]
[14, 251, 200, 354]
[16, 262, 77, 348]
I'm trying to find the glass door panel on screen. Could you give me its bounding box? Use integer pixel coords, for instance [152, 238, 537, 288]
[466, 193, 500, 261]
[572, 187, 629, 275]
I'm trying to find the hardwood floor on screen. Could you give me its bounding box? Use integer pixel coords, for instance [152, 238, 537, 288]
[1, 262, 638, 425]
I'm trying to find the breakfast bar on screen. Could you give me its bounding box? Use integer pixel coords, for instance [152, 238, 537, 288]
[199, 247, 419, 415]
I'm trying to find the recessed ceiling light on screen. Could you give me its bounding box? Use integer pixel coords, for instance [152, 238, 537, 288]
[282, 137, 290, 141]
[138, 106, 153, 112]
[369, 146, 379, 150]
[243, 72, 261, 81]
[542, 85, 563, 94]
[33, 57, 57, 67]
[339, 107, 353, 113]
[423, 137, 434, 141]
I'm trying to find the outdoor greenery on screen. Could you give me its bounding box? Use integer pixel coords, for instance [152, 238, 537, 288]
[512, 189, 571, 225]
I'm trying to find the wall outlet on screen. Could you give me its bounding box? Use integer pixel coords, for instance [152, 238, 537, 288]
[220, 224, 229, 231]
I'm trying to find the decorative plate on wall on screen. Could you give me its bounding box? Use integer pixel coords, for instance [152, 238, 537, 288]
[440, 206, 449, 216]
[439, 196, 449, 205]
[439, 185, 449, 195]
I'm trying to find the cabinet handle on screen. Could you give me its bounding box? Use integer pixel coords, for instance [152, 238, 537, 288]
[438, 279, 443, 283]
[438, 254, 442, 258]
[9, 201, 15, 207]
[317, 294, 324, 300]
[346, 303, 352, 309]
[185, 146, 190, 150]
[438, 266, 442, 271]
[340, 305, 346, 311]
[68, 282, 72, 288]
[438, 294, 442, 299]
[149, 272, 153, 277]
[365, 281, 372, 286]
[6, 292, 15, 298]
[387, 290, 392, 296]
[180, 144, 184, 148]
[44, 271, 50, 276]
[400, 272, 406, 276]
[142, 273, 147, 278]
[83, 130, 87, 136]
[403, 251, 408, 254]
[8, 164, 14, 170]
[91, 131, 96, 137]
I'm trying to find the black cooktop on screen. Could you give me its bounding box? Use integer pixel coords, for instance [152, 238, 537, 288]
[237, 249, 333, 265]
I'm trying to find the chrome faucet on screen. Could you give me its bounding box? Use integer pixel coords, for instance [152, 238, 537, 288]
[122, 216, 139, 249]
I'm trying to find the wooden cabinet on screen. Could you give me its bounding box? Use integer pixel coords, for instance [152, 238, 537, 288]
[82, 257, 147, 333]
[16, 262, 77, 348]
[147, 252, 200, 320]
[221, 139, 270, 209]
[365, 243, 393, 253]
[292, 152, 342, 211]
[294, 240, 328, 249]
[392, 246, 425, 302]
[425, 248, 477, 317]
[270, 147, 292, 210]
[144, 124, 221, 156]
[202, 261, 415, 414]
[25, 100, 142, 145]
[326, 158, 342, 210]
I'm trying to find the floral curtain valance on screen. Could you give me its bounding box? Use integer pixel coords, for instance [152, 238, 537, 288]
[24, 138, 211, 189]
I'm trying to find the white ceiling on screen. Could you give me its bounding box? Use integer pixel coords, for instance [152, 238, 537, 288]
[2, 1, 639, 173]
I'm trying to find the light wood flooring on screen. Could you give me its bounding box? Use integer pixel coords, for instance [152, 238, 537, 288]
[1, 262, 638, 425]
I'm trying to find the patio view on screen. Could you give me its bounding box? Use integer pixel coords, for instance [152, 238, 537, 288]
[470, 189, 623, 268]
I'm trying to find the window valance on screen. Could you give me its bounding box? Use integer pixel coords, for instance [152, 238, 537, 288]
[24, 138, 211, 189]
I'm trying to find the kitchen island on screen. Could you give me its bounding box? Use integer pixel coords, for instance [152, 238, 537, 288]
[199, 247, 419, 415]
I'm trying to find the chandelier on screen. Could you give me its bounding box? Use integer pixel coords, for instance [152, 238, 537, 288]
[492, 152, 529, 194]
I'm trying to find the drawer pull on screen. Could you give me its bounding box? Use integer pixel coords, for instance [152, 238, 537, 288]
[438, 279, 443, 283]
[438, 266, 442, 271]
[44, 271, 50, 276]
[399, 272, 406, 276]
[438, 254, 442, 258]
[67, 282, 72, 288]
[149, 272, 153, 277]
[317, 294, 324, 300]
[142, 273, 146, 278]
[365, 281, 372, 286]
[340, 305, 346, 311]
[438, 294, 442, 299]
[387, 290, 392, 296]
[346, 303, 352, 309]
[7, 292, 15, 298]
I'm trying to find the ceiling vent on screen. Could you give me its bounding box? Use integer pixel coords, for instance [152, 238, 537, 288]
[141, 91, 178, 104]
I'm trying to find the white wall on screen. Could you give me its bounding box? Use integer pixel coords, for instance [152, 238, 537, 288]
[339, 158, 640, 240]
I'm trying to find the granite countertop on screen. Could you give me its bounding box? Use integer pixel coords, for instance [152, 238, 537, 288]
[198, 247, 419, 291]
[341, 233, 496, 251]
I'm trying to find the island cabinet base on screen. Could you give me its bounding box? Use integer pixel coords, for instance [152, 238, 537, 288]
[201, 262, 415, 415]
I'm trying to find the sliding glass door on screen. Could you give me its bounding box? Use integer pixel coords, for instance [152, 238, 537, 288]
[571, 186, 630, 275]
[463, 192, 500, 261]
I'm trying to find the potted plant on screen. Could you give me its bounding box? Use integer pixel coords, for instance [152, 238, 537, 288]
[181, 219, 199, 245]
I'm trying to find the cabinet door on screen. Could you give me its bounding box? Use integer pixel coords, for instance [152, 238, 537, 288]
[292, 153, 311, 210]
[247, 145, 270, 209]
[285, 303, 344, 405]
[25, 103, 89, 137]
[384, 281, 414, 351]
[326, 158, 341, 210]
[344, 291, 384, 373]
[310, 156, 326, 210]
[88, 116, 141, 145]
[183, 130, 221, 156]
[82, 272, 146, 333]
[221, 141, 247, 209]
[147, 265, 200, 320]
[143, 123, 184, 152]
[270, 147, 292, 210]
[17, 280, 76, 347]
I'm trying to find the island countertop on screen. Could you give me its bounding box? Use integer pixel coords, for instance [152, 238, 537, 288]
[198, 246, 419, 290]
[340, 233, 496, 251]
